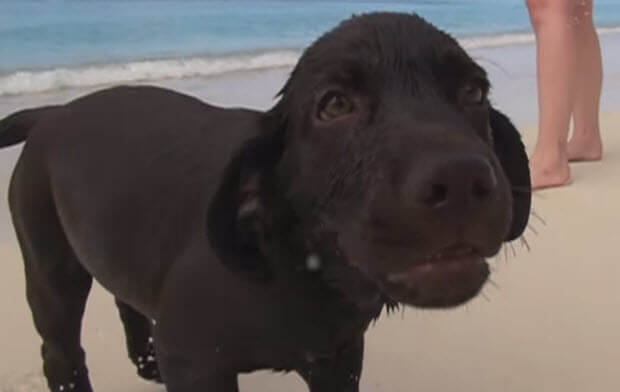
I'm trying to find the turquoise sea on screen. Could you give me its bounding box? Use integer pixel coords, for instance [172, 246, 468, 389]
[1, 0, 620, 95]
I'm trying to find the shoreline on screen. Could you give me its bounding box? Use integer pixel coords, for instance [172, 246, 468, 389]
[2, 27, 620, 98]
[3, 30, 620, 127]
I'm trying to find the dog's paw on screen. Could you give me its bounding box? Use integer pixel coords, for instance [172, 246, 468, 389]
[133, 338, 163, 383]
[136, 356, 162, 383]
[49, 368, 93, 392]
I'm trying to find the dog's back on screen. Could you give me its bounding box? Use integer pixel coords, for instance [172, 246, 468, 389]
[4, 85, 262, 315]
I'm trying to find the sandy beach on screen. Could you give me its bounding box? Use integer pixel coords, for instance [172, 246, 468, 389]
[1, 34, 620, 392]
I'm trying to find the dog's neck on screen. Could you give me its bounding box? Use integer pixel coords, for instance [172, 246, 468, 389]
[259, 215, 387, 315]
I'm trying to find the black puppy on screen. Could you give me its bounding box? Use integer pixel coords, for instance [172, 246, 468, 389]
[0, 12, 530, 392]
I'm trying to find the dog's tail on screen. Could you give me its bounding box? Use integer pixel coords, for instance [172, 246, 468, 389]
[0, 106, 60, 148]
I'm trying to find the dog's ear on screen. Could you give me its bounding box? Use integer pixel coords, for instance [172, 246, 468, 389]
[489, 107, 532, 241]
[207, 110, 284, 282]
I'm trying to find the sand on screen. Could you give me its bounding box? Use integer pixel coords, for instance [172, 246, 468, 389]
[1, 34, 620, 392]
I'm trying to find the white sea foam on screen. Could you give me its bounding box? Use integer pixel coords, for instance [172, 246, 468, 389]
[1, 26, 619, 97]
[0, 50, 301, 97]
[461, 25, 620, 50]
[460, 32, 536, 49]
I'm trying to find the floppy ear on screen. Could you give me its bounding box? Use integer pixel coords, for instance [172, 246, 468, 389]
[489, 107, 532, 241]
[207, 110, 285, 282]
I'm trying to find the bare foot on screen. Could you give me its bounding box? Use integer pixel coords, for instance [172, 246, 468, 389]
[567, 135, 603, 162]
[530, 152, 572, 190]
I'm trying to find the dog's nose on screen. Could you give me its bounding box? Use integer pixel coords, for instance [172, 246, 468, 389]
[414, 155, 498, 210]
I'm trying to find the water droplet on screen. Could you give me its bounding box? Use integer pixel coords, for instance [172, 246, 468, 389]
[306, 254, 322, 271]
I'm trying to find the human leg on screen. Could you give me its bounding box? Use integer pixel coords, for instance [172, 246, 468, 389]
[568, 0, 603, 161]
[526, 0, 578, 188]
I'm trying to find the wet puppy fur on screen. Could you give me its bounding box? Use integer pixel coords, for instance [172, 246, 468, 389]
[231, 12, 531, 306]
[1, 12, 530, 392]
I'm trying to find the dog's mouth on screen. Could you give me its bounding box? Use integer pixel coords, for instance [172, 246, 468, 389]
[386, 244, 481, 282]
[376, 244, 490, 308]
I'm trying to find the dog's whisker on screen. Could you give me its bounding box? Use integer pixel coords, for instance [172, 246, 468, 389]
[520, 236, 531, 252]
[487, 278, 501, 290]
[531, 210, 547, 226]
[492, 245, 502, 262]
[509, 242, 517, 258]
[472, 56, 513, 78]
[481, 291, 491, 302]
[527, 224, 539, 236]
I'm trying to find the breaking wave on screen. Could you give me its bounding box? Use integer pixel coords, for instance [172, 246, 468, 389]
[1, 26, 619, 97]
[0, 50, 301, 96]
[461, 25, 620, 49]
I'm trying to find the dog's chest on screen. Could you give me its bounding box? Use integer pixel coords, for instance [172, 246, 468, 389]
[256, 282, 381, 370]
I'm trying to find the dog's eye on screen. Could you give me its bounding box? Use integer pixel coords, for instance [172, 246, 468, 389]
[460, 84, 485, 105]
[317, 92, 354, 121]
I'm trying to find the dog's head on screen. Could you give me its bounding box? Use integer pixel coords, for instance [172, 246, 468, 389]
[211, 12, 531, 309]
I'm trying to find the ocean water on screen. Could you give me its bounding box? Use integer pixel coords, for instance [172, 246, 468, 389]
[1, 0, 620, 95]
